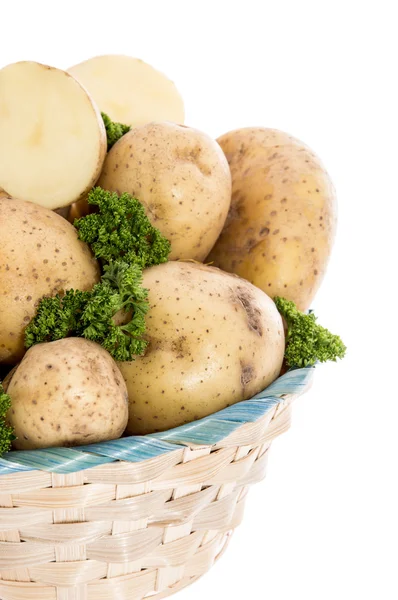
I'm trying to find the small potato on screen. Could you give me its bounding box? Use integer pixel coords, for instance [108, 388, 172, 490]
[98, 122, 231, 261]
[119, 261, 284, 435]
[5, 338, 128, 450]
[0, 197, 100, 364]
[207, 127, 337, 311]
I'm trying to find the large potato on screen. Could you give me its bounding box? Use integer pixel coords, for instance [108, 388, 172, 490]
[119, 261, 284, 435]
[98, 122, 231, 261]
[207, 128, 337, 311]
[5, 338, 128, 450]
[0, 197, 100, 364]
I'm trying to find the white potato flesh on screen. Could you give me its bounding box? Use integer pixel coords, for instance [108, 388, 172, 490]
[68, 55, 185, 128]
[0, 61, 107, 209]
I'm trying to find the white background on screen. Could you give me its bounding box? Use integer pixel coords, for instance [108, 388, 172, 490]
[1, 1, 397, 599]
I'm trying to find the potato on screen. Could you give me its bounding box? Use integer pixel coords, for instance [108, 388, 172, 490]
[0, 61, 107, 209]
[53, 206, 70, 220]
[207, 127, 337, 311]
[68, 55, 184, 128]
[67, 194, 91, 223]
[99, 122, 231, 261]
[119, 261, 284, 435]
[0, 197, 100, 364]
[0, 365, 17, 388]
[4, 338, 128, 450]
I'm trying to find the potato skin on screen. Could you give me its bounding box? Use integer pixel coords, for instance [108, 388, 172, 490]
[98, 122, 231, 261]
[0, 197, 100, 364]
[119, 261, 284, 435]
[207, 128, 337, 311]
[5, 338, 128, 450]
[67, 194, 91, 223]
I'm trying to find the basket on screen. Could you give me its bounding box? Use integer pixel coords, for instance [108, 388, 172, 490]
[0, 367, 313, 600]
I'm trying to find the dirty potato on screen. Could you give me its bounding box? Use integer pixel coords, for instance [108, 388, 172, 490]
[98, 122, 231, 261]
[119, 261, 285, 435]
[207, 128, 337, 311]
[0, 196, 100, 364]
[5, 338, 128, 450]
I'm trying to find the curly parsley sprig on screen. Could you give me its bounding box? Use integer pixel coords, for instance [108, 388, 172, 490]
[274, 297, 346, 368]
[101, 112, 130, 151]
[74, 187, 171, 268]
[25, 188, 170, 361]
[25, 261, 149, 361]
[0, 383, 15, 456]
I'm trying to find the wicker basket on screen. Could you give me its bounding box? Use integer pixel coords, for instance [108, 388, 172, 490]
[0, 367, 313, 600]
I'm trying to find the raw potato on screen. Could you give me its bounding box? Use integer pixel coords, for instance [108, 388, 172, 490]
[207, 128, 337, 311]
[4, 338, 128, 450]
[54, 206, 70, 220]
[67, 194, 91, 223]
[119, 261, 284, 435]
[0, 61, 107, 209]
[0, 197, 100, 364]
[99, 122, 232, 261]
[68, 55, 185, 128]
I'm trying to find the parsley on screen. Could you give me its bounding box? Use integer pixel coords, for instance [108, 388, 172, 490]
[0, 383, 15, 456]
[25, 261, 149, 361]
[101, 112, 130, 151]
[26, 187, 170, 360]
[74, 187, 171, 268]
[274, 297, 346, 368]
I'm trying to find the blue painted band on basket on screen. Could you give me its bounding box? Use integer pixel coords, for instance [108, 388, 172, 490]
[0, 367, 314, 475]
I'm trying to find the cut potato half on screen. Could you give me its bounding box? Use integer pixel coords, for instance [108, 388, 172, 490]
[68, 55, 185, 128]
[0, 61, 107, 209]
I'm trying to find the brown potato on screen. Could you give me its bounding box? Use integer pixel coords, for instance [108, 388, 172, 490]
[119, 261, 285, 435]
[67, 194, 91, 223]
[0, 197, 100, 364]
[207, 128, 337, 311]
[98, 122, 231, 261]
[5, 338, 128, 450]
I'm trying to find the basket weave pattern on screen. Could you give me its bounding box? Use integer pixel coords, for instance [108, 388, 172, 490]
[0, 394, 294, 600]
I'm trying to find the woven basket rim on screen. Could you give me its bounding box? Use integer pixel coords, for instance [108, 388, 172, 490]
[0, 367, 314, 476]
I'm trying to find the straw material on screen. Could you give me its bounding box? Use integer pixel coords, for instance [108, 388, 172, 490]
[0, 392, 296, 600]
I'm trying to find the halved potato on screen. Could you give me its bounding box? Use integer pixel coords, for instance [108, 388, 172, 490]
[0, 61, 107, 209]
[68, 55, 185, 128]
